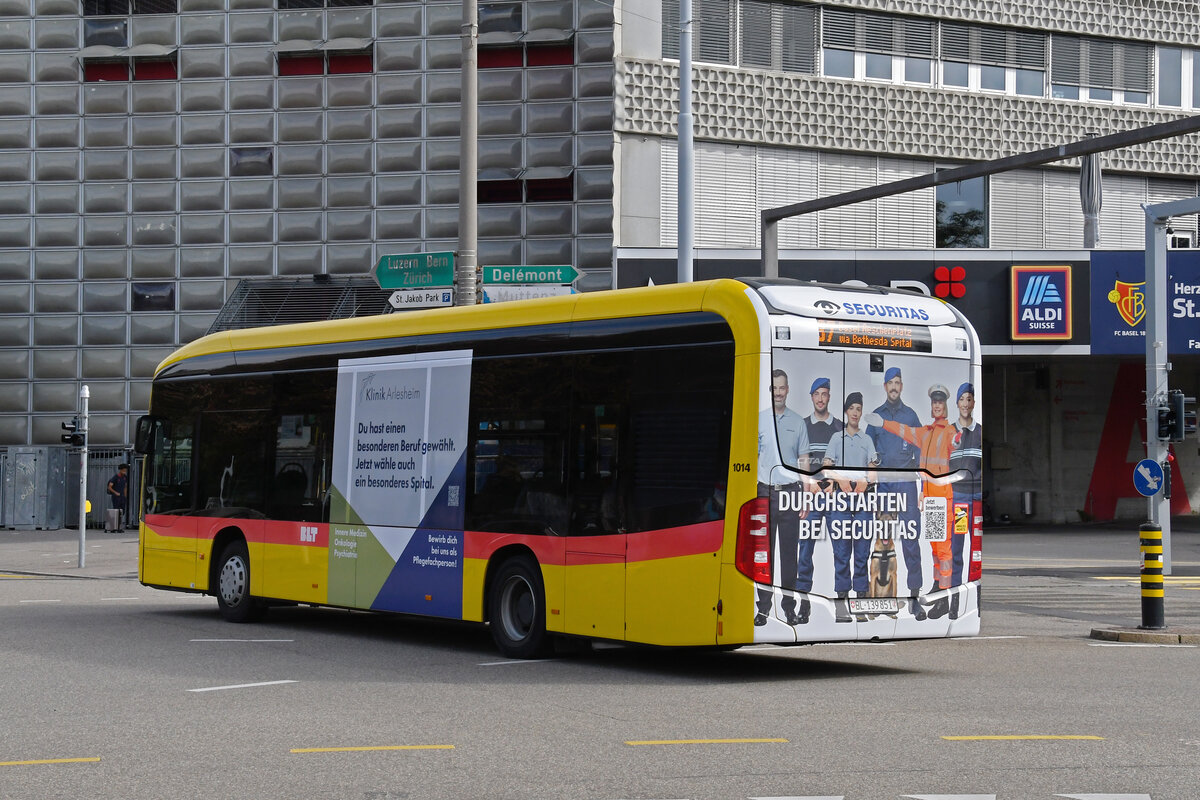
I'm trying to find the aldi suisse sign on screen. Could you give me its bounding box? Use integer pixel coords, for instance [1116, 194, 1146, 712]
[1010, 265, 1072, 340]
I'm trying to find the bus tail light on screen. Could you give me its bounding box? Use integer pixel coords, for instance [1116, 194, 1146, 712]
[968, 500, 983, 583]
[736, 497, 771, 584]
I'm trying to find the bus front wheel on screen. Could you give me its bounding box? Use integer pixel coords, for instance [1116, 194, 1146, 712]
[488, 555, 551, 659]
[215, 540, 265, 623]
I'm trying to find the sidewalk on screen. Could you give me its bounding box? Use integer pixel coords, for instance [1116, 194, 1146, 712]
[0, 526, 138, 580]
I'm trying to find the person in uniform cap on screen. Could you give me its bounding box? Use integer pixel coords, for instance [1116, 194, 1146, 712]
[823, 390, 878, 621]
[864, 380, 963, 619]
[785, 375, 844, 625]
[949, 381, 982, 587]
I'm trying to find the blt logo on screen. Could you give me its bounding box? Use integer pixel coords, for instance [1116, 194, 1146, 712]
[300, 525, 318, 543]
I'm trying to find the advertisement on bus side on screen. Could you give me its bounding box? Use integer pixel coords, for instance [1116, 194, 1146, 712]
[329, 351, 472, 617]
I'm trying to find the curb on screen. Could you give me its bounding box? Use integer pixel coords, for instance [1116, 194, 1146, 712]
[1090, 627, 1200, 644]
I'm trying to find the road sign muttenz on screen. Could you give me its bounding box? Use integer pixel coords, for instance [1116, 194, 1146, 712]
[374, 252, 455, 289]
[1133, 458, 1165, 497]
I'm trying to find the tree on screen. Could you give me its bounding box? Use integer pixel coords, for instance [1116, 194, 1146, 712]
[936, 200, 987, 248]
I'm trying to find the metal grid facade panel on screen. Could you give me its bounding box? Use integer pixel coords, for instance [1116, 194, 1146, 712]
[0, 1, 616, 445]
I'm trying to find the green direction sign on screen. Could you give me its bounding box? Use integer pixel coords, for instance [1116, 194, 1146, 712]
[374, 252, 455, 289]
[482, 265, 580, 285]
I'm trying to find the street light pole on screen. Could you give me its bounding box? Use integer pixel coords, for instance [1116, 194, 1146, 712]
[456, 0, 479, 306]
[78, 384, 89, 568]
[676, 0, 694, 284]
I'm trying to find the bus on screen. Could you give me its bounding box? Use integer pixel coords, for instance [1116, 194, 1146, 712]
[134, 278, 982, 657]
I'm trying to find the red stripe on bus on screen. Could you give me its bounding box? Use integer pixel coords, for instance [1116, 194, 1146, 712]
[626, 520, 724, 561]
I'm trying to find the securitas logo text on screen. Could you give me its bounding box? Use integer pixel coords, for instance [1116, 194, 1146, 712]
[1010, 265, 1072, 341]
[837, 302, 929, 321]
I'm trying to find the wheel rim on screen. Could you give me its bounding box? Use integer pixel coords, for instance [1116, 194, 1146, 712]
[219, 554, 248, 607]
[498, 574, 536, 643]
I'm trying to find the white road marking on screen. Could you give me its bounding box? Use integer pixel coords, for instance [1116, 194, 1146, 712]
[18, 599, 61, 604]
[477, 659, 555, 666]
[1088, 642, 1195, 648]
[189, 638, 295, 643]
[187, 680, 297, 693]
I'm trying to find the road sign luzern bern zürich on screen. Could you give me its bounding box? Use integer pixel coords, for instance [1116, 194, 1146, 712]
[482, 265, 580, 285]
[374, 252, 455, 289]
[1133, 458, 1164, 497]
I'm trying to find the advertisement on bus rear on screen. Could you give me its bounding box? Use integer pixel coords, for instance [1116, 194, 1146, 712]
[757, 333, 981, 641]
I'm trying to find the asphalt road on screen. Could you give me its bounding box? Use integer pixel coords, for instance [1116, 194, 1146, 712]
[1, 526, 1197, 800]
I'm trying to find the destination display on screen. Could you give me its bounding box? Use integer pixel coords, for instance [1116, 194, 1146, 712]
[817, 320, 932, 352]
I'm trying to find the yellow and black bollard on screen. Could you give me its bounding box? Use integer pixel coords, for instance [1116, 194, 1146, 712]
[1139, 523, 1165, 630]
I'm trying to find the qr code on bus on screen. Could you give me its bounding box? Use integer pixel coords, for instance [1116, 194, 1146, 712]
[921, 496, 948, 542]
[448, 485, 460, 507]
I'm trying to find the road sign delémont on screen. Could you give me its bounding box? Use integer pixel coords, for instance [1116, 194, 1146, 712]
[374, 252, 455, 289]
[482, 265, 580, 285]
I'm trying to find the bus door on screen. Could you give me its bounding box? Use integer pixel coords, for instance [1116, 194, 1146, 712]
[140, 414, 198, 590]
[563, 403, 625, 641]
[195, 409, 271, 593]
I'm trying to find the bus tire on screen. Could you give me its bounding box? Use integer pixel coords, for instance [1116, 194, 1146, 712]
[488, 555, 551, 659]
[215, 540, 265, 623]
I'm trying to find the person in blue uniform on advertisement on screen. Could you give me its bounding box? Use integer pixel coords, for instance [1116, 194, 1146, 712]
[866, 366, 925, 619]
[791, 376, 844, 625]
[949, 382, 982, 585]
[823, 392, 879, 622]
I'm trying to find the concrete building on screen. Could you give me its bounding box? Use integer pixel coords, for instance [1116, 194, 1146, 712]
[2, 0, 1199, 522]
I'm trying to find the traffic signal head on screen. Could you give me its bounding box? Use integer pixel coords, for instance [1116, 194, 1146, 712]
[1157, 404, 1176, 441]
[61, 417, 85, 447]
[1157, 391, 1193, 442]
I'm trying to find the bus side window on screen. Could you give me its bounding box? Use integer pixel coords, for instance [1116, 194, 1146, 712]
[467, 355, 570, 535]
[269, 411, 333, 522]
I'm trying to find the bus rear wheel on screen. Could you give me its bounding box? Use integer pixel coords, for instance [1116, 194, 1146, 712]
[488, 555, 551, 659]
[215, 540, 265, 623]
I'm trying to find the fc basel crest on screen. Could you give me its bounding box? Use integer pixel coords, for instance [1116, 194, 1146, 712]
[1107, 280, 1146, 328]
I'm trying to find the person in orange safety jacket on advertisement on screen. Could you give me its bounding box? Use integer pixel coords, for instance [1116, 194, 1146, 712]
[865, 383, 961, 620]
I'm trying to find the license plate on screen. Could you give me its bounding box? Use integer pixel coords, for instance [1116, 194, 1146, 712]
[848, 597, 902, 614]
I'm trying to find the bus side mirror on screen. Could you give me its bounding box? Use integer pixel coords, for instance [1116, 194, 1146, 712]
[134, 415, 167, 454]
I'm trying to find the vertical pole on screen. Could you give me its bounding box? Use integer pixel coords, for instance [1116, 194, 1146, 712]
[78, 385, 89, 569]
[676, 0, 694, 284]
[1138, 523, 1165, 629]
[1143, 211, 1171, 572]
[456, 0, 479, 306]
[761, 218, 778, 278]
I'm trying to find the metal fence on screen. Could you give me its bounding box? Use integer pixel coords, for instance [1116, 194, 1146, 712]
[1, 446, 137, 531]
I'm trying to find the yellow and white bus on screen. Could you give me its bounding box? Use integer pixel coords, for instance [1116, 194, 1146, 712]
[135, 278, 982, 657]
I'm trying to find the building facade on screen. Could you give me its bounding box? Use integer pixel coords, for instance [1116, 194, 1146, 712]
[3, 0, 1200, 521]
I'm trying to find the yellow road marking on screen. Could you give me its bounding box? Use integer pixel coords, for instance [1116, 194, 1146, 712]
[0, 757, 100, 766]
[0, 574, 38, 579]
[625, 738, 788, 746]
[942, 735, 1103, 741]
[1099, 578, 1200, 585]
[290, 745, 454, 753]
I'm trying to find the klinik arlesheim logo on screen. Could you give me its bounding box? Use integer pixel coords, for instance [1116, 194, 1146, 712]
[1011, 265, 1072, 340]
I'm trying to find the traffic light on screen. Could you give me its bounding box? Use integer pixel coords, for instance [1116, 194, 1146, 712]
[1183, 394, 1198, 437]
[61, 417, 85, 447]
[1157, 391, 1194, 442]
[1157, 403, 1176, 441]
